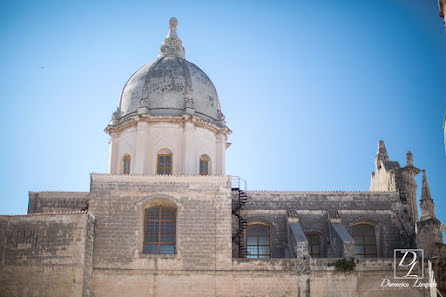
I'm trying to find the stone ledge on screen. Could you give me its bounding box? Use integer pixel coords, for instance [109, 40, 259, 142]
[248, 190, 398, 194]
[0, 210, 88, 217]
[90, 173, 231, 184]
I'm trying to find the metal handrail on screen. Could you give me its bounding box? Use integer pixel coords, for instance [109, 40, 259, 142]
[231, 176, 247, 191]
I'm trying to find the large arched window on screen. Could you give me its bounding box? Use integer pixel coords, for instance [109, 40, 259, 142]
[246, 223, 271, 258]
[143, 206, 176, 254]
[123, 154, 131, 175]
[157, 149, 172, 175]
[199, 155, 210, 176]
[351, 224, 377, 258]
[305, 233, 320, 258]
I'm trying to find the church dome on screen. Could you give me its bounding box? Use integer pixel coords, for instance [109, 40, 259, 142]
[116, 18, 225, 127]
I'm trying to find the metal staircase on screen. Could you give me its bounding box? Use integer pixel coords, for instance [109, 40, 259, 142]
[231, 176, 249, 258]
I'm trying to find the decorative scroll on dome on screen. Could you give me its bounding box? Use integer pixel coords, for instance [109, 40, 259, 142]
[159, 17, 185, 59]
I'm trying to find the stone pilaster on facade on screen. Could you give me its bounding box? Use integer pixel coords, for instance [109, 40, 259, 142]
[286, 210, 309, 258]
[416, 170, 443, 258]
[328, 210, 355, 258]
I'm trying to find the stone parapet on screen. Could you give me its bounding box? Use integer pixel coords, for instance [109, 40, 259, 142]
[28, 191, 89, 214]
[0, 213, 95, 297]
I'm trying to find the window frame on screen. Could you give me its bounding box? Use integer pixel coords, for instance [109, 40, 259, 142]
[157, 153, 172, 175]
[305, 233, 321, 258]
[143, 206, 176, 255]
[122, 154, 131, 175]
[199, 155, 209, 176]
[351, 223, 377, 258]
[246, 223, 272, 259]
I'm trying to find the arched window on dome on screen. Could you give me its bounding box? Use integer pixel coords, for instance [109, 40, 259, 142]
[246, 223, 271, 258]
[351, 223, 377, 258]
[199, 155, 210, 176]
[122, 154, 131, 175]
[143, 206, 176, 254]
[157, 149, 172, 175]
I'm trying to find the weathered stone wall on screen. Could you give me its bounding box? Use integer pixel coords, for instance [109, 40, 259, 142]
[329, 221, 355, 258]
[28, 191, 89, 213]
[287, 221, 309, 258]
[0, 212, 94, 297]
[416, 218, 443, 258]
[239, 191, 408, 258]
[91, 258, 430, 297]
[88, 174, 232, 273]
[85, 176, 430, 296]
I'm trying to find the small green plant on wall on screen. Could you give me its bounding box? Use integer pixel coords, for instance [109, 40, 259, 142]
[334, 258, 356, 272]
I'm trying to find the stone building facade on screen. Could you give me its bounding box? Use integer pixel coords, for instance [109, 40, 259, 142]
[439, 0, 446, 29]
[1, 18, 445, 297]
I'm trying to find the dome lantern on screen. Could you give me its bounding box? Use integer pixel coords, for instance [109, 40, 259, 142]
[159, 17, 185, 59]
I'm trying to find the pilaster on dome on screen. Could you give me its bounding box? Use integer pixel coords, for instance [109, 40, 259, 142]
[159, 17, 185, 59]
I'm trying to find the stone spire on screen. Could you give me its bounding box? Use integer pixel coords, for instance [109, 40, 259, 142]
[159, 17, 185, 59]
[416, 169, 442, 258]
[420, 170, 436, 220]
[375, 140, 389, 167]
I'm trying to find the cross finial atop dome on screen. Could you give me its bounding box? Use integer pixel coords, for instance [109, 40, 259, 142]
[159, 17, 185, 58]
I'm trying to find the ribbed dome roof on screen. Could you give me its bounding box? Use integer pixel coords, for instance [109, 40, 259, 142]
[115, 18, 225, 127]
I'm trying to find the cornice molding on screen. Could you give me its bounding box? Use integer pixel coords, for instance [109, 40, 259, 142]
[105, 114, 231, 136]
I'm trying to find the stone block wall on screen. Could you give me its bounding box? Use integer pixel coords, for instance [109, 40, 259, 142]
[28, 191, 89, 213]
[240, 209, 288, 258]
[238, 191, 408, 258]
[88, 174, 232, 273]
[91, 258, 430, 297]
[3, 175, 434, 297]
[0, 212, 94, 297]
[416, 218, 443, 258]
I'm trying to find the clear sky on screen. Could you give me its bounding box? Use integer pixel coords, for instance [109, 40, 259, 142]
[0, 0, 445, 238]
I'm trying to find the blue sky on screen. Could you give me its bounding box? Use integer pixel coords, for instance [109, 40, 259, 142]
[0, 0, 445, 238]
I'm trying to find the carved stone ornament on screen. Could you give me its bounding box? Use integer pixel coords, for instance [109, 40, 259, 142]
[217, 110, 225, 121]
[112, 108, 121, 120]
[186, 97, 194, 108]
[138, 99, 148, 108]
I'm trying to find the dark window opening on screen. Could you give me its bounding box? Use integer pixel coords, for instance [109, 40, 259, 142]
[352, 224, 377, 258]
[143, 206, 176, 254]
[305, 233, 320, 258]
[246, 224, 271, 258]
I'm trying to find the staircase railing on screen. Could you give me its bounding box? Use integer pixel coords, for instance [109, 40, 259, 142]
[231, 176, 249, 258]
[231, 176, 247, 191]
